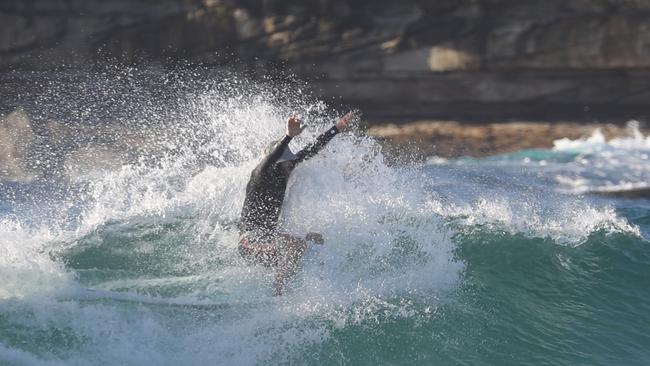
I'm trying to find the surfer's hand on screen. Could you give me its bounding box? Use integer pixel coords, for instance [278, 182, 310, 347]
[335, 111, 357, 132]
[306, 232, 324, 245]
[287, 116, 304, 137]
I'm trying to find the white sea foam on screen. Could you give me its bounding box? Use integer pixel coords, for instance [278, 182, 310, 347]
[0, 220, 75, 300]
[432, 197, 638, 246]
[0, 343, 67, 366]
[0, 78, 465, 365]
[553, 122, 650, 194]
[1, 74, 642, 365]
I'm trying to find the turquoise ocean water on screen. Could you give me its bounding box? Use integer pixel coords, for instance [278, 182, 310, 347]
[1, 74, 649, 365]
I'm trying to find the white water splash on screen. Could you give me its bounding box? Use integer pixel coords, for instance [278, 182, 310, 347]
[1, 72, 643, 365]
[0, 76, 463, 365]
[0, 219, 76, 300]
[553, 122, 650, 194]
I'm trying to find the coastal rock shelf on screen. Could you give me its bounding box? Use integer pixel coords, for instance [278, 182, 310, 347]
[367, 120, 649, 158]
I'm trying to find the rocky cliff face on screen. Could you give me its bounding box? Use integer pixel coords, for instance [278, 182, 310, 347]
[2, 0, 650, 182]
[1, 0, 650, 120]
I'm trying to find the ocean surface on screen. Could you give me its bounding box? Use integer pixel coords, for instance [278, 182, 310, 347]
[1, 73, 649, 365]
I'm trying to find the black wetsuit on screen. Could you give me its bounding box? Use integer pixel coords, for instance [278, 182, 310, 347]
[239, 126, 339, 240]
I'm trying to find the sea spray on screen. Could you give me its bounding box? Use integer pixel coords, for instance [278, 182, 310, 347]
[0, 219, 75, 300]
[552, 121, 650, 194]
[1, 69, 648, 365]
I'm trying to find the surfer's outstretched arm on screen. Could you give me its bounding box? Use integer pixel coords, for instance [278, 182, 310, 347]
[292, 111, 356, 165]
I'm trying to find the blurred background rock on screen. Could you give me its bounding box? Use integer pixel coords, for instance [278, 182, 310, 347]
[1, 0, 650, 179]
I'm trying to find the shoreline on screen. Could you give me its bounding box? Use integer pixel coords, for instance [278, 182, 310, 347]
[366, 120, 647, 158]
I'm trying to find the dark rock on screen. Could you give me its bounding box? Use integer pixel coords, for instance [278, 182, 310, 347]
[2, 0, 650, 121]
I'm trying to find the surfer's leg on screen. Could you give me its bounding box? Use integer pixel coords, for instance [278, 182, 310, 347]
[238, 234, 279, 267]
[273, 234, 307, 296]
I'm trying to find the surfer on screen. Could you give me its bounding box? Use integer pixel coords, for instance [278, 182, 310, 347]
[239, 111, 356, 295]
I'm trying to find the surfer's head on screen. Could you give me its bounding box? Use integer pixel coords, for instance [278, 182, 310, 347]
[263, 141, 297, 162]
[262, 141, 296, 174]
